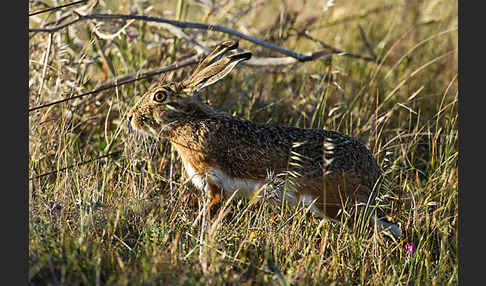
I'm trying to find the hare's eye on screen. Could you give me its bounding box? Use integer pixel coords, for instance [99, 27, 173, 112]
[152, 90, 167, 103]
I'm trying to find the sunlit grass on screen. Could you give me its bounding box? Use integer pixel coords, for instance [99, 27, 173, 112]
[29, 0, 457, 285]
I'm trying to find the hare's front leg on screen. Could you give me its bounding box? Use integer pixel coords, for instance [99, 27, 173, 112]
[206, 182, 226, 219]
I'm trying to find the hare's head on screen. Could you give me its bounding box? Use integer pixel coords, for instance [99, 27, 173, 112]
[128, 40, 251, 138]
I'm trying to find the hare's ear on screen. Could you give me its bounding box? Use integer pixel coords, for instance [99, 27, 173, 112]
[191, 40, 239, 77]
[184, 52, 252, 92]
[182, 40, 251, 92]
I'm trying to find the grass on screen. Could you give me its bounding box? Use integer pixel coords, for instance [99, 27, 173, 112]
[29, 0, 457, 285]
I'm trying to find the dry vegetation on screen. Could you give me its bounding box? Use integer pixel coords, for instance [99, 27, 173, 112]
[29, 0, 457, 285]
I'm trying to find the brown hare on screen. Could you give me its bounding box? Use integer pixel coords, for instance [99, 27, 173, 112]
[128, 40, 402, 239]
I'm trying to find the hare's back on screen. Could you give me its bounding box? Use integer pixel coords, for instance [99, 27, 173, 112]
[203, 116, 381, 186]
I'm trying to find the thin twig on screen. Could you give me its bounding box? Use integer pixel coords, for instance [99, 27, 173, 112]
[30, 16, 83, 33]
[91, 19, 136, 41]
[358, 24, 377, 61]
[299, 31, 379, 63]
[29, 12, 72, 40]
[42, 12, 72, 27]
[29, 151, 122, 181]
[29, 0, 87, 17]
[28, 54, 201, 112]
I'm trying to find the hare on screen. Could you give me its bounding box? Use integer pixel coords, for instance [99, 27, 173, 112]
[128, 40, 402, 239]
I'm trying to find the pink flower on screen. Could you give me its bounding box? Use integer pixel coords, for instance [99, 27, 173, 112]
[365, 258, 371, 267]
[405, 242, 416, 255]
[126, 31, 138, 41]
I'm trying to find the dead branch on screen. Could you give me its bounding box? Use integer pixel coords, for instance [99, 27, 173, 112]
[29, 13, 340, 62]
[29, 0, 87, 17]
[28, 12, 382, 113]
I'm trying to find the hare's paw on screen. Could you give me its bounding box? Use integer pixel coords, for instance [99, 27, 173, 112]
[376, 219, 402, 239]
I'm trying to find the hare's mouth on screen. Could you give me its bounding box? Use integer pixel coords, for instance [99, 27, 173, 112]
[129, 116, 173, 140]
[129, 116, 155, 138]
[132, 124, 158, 139]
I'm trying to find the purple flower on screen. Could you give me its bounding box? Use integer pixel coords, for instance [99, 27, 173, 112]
[126, 32, 138, 41]
[405, 242, 416, 255]
[296, 274, 301, 281]
[365, 258, 371, 267]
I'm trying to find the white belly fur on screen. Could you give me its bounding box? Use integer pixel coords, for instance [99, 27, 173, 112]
[183, 162, 323, 216]
[184, 162, 263, 198]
